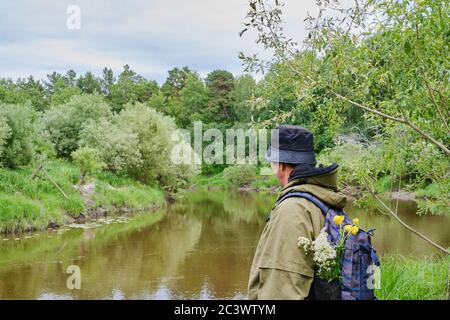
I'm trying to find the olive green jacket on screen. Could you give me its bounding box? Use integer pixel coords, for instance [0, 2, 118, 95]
[248, 168, 347, 300]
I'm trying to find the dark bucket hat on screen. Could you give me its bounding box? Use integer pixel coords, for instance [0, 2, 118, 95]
[265, 125, 317, 165]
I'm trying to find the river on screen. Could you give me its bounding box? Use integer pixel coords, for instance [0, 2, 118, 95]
[0, 191, 448, 299]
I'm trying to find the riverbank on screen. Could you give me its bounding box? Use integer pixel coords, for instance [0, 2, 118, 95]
[0, 160, 165, 234]
[192, 172, 448, 215]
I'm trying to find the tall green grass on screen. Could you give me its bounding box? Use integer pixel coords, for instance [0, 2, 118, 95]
[192, 172, 279, 191]
[0, 160, 85, 233]
[0, 160, 165, 233]
[376, 255, 449, 300]
[93, 181, 164, 212]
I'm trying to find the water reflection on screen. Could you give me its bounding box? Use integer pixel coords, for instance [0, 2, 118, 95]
[0, 191, 447, 299]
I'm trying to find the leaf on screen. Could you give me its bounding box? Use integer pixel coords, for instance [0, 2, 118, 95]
[404, 41, 412, 54]
[239, 28, 248, 38]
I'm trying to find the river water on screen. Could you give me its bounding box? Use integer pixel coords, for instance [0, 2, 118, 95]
[0, 191, 448, 299]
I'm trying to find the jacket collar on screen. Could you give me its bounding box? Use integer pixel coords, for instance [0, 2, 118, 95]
[277, 166, 348, 209]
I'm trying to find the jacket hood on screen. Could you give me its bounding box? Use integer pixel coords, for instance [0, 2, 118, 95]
[277, 166, 348, 209]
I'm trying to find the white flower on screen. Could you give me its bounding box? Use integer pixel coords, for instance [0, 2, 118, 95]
[297, 228, 338, 280]
[297, 236, 311, 253]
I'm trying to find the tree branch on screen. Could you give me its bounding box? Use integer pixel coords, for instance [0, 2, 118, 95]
[367, 185, 449, 255]
[330, 90, 450, 156]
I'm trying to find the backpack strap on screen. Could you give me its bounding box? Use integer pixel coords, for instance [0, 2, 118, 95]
[276, 191, 331, 215]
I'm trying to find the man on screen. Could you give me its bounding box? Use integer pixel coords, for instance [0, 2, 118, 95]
[248, 125, 348, 300]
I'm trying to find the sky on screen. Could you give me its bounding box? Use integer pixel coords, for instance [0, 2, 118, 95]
[0, 0, 322, 83]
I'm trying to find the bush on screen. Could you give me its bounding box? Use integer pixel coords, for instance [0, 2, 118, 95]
[71, 147, 105, 185]
[80, 117, 142, 173]
[0, 114, 11, 160]
[318, 127, 449, 214]
[318, 142, 379, 188]
[0, 102, 41, 168]
[43, 94, 111, 158]
[223, 165, 256, 187]
[117, 102, 198, 191]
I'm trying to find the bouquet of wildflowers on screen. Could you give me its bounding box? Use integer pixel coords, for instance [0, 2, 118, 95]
[297, 216, 360, 282]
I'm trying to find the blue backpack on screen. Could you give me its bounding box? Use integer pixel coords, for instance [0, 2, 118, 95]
[276, 191, 380, 300]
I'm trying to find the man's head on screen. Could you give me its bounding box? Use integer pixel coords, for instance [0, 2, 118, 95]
[270, 162, 295, 186]
[265, 125, 317, 186]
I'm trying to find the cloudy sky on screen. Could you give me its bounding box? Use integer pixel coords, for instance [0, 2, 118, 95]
[0, 0, 321, 83]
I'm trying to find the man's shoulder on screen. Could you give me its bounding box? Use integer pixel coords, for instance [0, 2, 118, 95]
[272, 196, 321, 220]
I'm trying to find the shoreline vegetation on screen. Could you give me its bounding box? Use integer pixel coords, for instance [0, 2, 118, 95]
[0, 160, 446, 236]
[191, 170, 440, 205]
[0, 160, 165, 235]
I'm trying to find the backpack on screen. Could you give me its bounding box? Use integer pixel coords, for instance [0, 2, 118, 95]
[276, 191, 380, 300]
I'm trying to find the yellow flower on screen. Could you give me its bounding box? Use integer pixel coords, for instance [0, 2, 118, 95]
[352, 218, 359, 225]
[344, 224, 352, 233]
[351, 226, 359, 235]
[333, 215, 345, 226]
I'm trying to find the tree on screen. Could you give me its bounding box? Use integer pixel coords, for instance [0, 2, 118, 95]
[240, 0, 449, 155]
[161, 66, 193, 98]
[0, 114, 11, 162]
[231, 74, 257, 123]
[77, 71, 101, 94]
[205, 70, 236, 122]
[0, 77, 48, 111]
[0, 102, 38, 168]
[71, 147, 105, 186]
[100, 67, 115, 97]
[109, 65, 158, 112]
[43, 94, 111, 158]
[178, 73, 209, 127]
[116, 102, 197, 191]
[80, 117, 142, 173]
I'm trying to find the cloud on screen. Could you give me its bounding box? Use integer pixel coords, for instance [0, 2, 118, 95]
[0, 0, 322, 82]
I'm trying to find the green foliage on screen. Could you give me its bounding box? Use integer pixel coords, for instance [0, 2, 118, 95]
[0, 77, 48, 111]
[0, 114, 11, 160]
[0, 102, 41, 168]
[205, 70, 236, 122]
[0, 160, 85, 233]
[319, 129, 449, 214]
[93, 181, 165, 212]
[0, 160, 165, 233]
[178, 73, 209, 127]
[0, 194, 47, 233]
[71, 147, 105, 183]
[107, 65, 159, 113]
[250, 174, 279, 190]
[117, 102, 197, 191]
[223, 165, 256, 188]
[43, 94, 111, 158]
[231, 74, 257, 123]
[376, 255, 449, 300]
[161, 66, 193, 98]
[80, 117, 142, 173]
[318, 142, 380, 188]
[242, 0, 449, 212]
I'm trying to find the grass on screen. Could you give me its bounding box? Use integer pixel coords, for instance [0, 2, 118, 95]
[0, 160, 165, 234]
[376, 254, 449, 300]
[191, 172, 229, 188]
[93, 181, 164, 212]
[0, 160, 85, 233]
[250, 174, 278, 190]
[192, 171, 279, 191]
